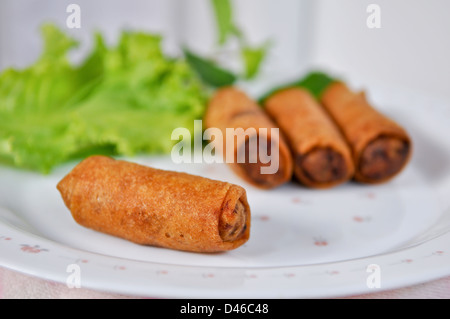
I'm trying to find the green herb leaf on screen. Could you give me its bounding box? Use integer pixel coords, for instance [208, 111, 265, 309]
[183, 48, 237, 88]
[259, 71, 337, 104]
[241, 41, 271, 80]
[297, 71, 337, 99]
[210, 0, 235, 45]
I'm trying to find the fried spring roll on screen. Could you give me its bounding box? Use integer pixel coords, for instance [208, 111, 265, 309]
[320, 82, 412, 184]
[57, 156, 251, 253]
[204, 87, 293, 189]
[264, 88, 354, 189]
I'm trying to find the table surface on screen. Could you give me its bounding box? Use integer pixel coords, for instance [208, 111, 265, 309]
[1, 266, 449, 299]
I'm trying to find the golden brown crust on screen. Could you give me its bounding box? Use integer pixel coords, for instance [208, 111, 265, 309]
[204, 87, 294, 189]
[57, 156, 251, 253]
[320, 82, 412, 184]
[264, 88, 354, 189]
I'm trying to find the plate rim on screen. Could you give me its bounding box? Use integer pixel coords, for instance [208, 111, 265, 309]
[1, 84, 450, 298]
[1, 207, 450, 299]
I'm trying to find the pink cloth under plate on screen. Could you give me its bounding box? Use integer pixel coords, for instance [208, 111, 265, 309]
[1, 266, 449, 299]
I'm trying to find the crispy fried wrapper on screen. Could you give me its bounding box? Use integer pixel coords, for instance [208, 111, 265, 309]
[320, 82, 412, 184]
[204, 87, 293, 189]
[265, 88, 355, 189]
[57, 156, 251, 253]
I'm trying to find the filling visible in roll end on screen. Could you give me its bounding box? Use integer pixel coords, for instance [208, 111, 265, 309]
[298, 148, 348, 185]
[219, 200, 248, 242]
[237, 135, 288, 189]
[359, 136, 410, 182]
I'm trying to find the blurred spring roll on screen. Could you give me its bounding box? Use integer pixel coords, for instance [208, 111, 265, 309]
[264, 88, 354, 189]
[321, 82, 412, 184]
[57, 156, 251, 253]
[204, 87, 293, 189]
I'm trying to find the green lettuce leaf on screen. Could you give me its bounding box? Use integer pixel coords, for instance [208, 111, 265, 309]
[0, 24, 206, 173]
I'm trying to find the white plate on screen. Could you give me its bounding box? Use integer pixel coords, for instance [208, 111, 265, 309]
[1, 85, 450, 298]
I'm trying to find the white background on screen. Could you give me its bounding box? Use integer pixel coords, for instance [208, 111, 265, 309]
[311, 0, 450, 102]
[0, 0, 449, 100]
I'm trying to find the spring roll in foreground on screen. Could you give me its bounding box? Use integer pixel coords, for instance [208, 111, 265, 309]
[204, 87, 293, 189]
[321, 82, 412, 184]
[264, 88, 354, 189]
[57, 156, 251, 253]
